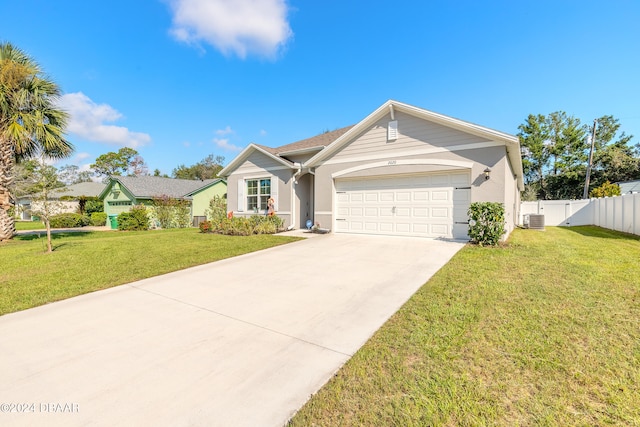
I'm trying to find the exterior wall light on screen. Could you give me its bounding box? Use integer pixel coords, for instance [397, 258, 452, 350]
[484, 167, 492, 180]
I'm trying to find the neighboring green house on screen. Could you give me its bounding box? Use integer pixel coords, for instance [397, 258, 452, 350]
[99, 176, 227, 227]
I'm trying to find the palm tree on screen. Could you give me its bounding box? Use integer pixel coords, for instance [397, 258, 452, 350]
[1, 42, 73, 240]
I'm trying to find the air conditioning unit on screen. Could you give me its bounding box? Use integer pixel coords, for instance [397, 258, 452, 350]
[528, 214, 545, 230]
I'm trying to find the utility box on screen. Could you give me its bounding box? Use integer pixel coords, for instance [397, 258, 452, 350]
[528, 214, 545, 230]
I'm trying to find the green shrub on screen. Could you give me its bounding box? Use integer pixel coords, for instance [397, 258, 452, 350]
[152, 195, 191, 229]
[117, 205, 149, 231]
[49, 213, 90, 228]
[90, 212, 107, 226]
[84, 199, 104, 215]
[590, 181, 621, 198]
[199, 220, 212, 233]
[467, 202, 506, 246]
[208, 215, 284, 236]
[205, 195, 227, 222]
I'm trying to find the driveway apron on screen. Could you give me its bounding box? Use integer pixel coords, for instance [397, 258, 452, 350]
[0, 234, 465, 426]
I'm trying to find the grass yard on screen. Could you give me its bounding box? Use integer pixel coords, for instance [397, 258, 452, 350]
[14, 220, 45, 231]
[289, 226, 640, 426]
[0, 228, 301, 316]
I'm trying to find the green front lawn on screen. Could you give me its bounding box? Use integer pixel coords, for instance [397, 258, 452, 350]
[0, 229, 301, 315]
[14, 220, 45, 231]
[289, 226, 640, 426]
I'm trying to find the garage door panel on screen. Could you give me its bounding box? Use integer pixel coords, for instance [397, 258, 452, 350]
[380, 192, 394, 202]
[431, 207, 449, 218]
[380, 207, 394, 217]
[413, 208, 429, 217]
[396, 223, 411, 233]
[351, 207, 363, 216]
[364, 207, 378, 217]
[396, 191, 411, 202]
[413, 224, 428, 233]
[379, 222, 393, 232]
[431, 190, 449, 201]
[335, 172, 470, 239]
[414, 191, 428, 201]
[453, 189, 470, 201]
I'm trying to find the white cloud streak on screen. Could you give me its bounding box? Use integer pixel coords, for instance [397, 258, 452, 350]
[59, 92, 151, 148]
[215, 125, 234, 136]
[167, 0, 293, 58]
[214, 138, 242, 152]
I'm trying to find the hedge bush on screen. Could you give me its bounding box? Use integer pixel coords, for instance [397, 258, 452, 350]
[117, 205, 150, 231]
[201, 214, 284, 236]
[90, 212, 107, 226]
[49, 213, 90, 228]
[467, 202, 506, 246]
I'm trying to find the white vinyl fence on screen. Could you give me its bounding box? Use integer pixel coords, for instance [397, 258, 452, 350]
[521, 193, 640, 236]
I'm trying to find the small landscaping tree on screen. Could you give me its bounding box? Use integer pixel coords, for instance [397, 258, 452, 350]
[25, 156, 67, 252]
[589, 181, 621, 198]
[152, 195, 191, 228]
[467, 202, 506, 246]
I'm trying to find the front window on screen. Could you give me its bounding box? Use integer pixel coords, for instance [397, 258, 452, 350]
[247, 178, 271, 212]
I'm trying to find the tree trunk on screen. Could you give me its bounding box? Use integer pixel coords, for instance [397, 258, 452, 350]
[0, 137, 17, 241]
[45, 218, 53, 253]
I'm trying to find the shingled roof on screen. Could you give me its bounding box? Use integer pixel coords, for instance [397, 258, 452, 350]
[269, 125, 354, 155]
[219, 125, 356, 176]
[108, 176, 223, 199]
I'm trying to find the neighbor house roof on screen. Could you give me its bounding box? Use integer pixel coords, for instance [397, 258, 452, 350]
[23, 182, 106, 200]
[618, 180, 640, 194]
[99, 176, 225, 200]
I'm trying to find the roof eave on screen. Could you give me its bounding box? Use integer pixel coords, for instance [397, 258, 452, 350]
[219, 144, 295, 177]
[278, 145, 325, 157]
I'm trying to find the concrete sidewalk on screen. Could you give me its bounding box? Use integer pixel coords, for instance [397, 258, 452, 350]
[0, 234, 465, 426]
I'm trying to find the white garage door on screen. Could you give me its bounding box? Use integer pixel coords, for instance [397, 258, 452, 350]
[335, 171, 471, 239]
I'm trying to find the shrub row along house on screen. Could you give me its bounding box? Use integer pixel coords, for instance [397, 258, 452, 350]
[220, 100, 524, 240]
[100, 176, 227, 228]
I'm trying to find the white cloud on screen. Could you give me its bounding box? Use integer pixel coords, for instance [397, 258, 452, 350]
[215, 125, 234, 136]
[259, 129, 267, 136]
[59, 92, 151, 148]
[167, 0, 293, 58]
[74, 152, 91, 161]
[214, 138, 242, 152]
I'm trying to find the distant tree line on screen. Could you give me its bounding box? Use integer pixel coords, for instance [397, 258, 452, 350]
[518, 113, 639, 200]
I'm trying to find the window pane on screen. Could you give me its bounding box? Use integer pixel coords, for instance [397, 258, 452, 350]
[247, 196, 258, 211]
[247, 180, 258, 196]
[260, 179, 271, 196]
[260, 196, 269, 210]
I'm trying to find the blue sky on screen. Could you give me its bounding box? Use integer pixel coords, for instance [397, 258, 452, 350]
[3, 0, 639, 175]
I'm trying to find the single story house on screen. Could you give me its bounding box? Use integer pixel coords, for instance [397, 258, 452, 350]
[220, 100, 523, 240]
[618, 180, 640, 194]
[100, 176, 227, 226]
[16, 181, 106, 220]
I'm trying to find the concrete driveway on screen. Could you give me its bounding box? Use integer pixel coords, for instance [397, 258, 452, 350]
[0, 233, 465, 426]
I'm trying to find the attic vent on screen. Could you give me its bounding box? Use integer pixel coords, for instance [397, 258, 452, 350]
[387, 120, 398, 141]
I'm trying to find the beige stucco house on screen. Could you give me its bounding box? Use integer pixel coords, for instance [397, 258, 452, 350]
[219, 100, 523, 240]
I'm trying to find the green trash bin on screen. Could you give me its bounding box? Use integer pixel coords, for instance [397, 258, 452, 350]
[109, 215, 118, 230]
